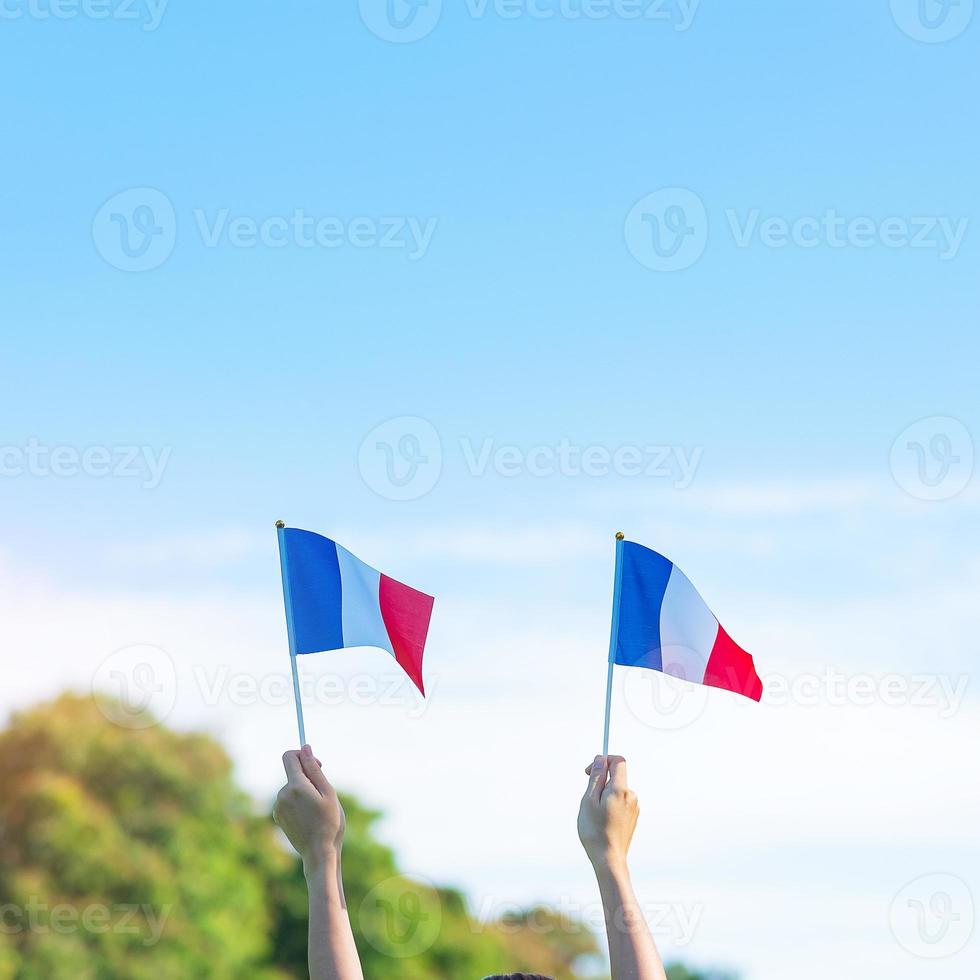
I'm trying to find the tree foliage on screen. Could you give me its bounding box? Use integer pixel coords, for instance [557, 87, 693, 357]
[0, 696, 288, 979]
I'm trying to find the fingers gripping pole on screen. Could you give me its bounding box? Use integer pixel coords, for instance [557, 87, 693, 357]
[602, 532, 626, 756]
[276, 521, 307, 747]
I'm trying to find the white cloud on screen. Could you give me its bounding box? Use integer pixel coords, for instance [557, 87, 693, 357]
[332, 523, 607, 565]
[104, 528, 264, 567]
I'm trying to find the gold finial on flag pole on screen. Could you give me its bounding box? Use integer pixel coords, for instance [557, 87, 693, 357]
[616, 531, 625, 540]
[276, 520, 285, 529]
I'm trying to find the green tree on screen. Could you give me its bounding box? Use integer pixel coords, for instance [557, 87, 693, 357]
[0, 695, 290, 980]
[485, 907, 600, 977]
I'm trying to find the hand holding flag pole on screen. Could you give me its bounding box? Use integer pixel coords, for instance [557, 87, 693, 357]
[276, 521, 307, 747]
[602, 531, 626, 756]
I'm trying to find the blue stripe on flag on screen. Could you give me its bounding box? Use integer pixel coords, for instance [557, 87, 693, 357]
[282, 529, 344, 654]
[614, 542, 673, 671]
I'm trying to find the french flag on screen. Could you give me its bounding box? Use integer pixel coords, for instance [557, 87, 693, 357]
[278, 528, 434, 695]
[614, 541, 763, 701]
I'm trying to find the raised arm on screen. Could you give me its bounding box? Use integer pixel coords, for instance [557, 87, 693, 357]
[577, 755, 667, 980]
[273, 745, 364, 980]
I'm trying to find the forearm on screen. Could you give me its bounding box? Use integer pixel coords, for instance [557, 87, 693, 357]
[304, 851, 364, 980]
[594, 860, 667, 980]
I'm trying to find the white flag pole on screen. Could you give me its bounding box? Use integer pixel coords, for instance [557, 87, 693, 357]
[602, 531, 626, 756]
[276, 520, 307, 747]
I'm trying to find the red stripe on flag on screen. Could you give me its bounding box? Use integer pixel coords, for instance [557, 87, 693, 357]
[378, 574, 434, 696]
[703, 624, 763, 702]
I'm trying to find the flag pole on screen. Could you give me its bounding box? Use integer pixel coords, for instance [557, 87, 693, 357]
[602, 531, 626, 756]
[276, 520, 307, 747]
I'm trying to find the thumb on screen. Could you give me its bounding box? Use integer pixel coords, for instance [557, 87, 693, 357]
[282, 750, 306, 786]
[300, 745, 332, 796]
[586, 755, 607, 799]
[604, 756, 629, 798]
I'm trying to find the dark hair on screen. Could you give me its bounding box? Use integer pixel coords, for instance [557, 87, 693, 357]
[483, 975, 555, 980]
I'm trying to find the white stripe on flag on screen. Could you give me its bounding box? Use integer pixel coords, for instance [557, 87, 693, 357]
[659, 565, 719, 684]
[336, 545, 395, 657]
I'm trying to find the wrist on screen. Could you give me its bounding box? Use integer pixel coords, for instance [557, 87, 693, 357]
[591, 853, 631, 885]
[303, 842, 342, 880]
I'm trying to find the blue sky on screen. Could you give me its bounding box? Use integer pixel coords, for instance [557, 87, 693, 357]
[1, 2, 978, 978]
